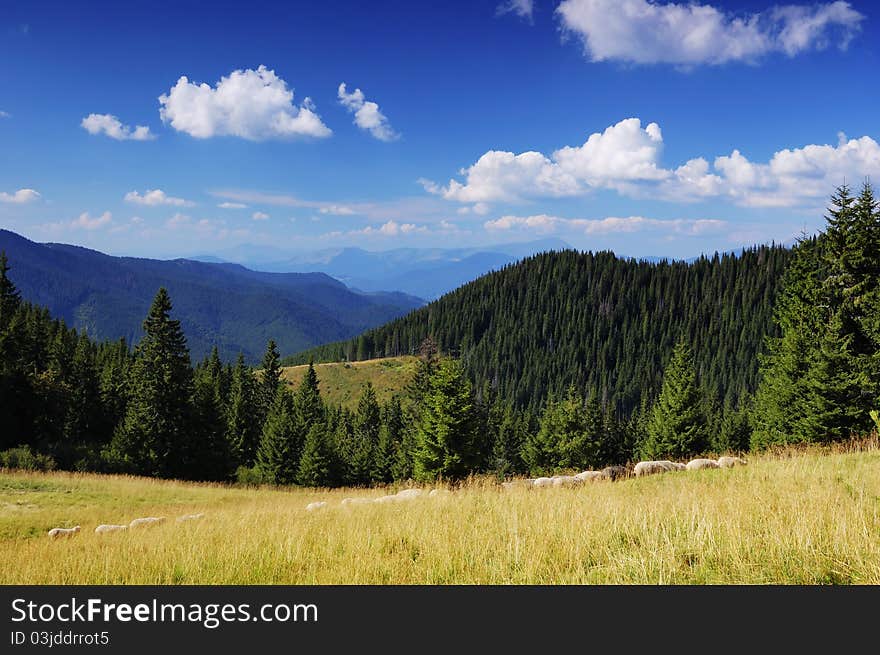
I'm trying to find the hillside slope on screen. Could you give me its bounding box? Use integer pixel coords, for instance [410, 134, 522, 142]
[0, 229, 422, 363]
[288, 246, 792, 412]
[281, 356, 419, 409]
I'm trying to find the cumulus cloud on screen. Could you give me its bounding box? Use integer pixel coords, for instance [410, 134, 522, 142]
[0, 110, 10, 118]
[218, 202, 247, 209]
[424, 118, 667, 203]
[338, 83, 399, 142]
[252, 211, 270, 221]
[497, 0, 534, 21]
[484, 214, 726, 236]
[81, 113, 155, 141]
[663, 132, 880, 207]
[424, 117, 880, 209]
[0, 188, 40, 204]
[159, 65, 331, 140]
[71, 211, 113, 230]
[556, 0, 864, 67]
[125, 189, 195, 207]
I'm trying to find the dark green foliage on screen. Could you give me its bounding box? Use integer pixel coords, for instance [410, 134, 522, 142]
[372, 396, 403, 483]
[413, 358, 480, 481]
[0, 445, 56, 471]
[255, 388, 299, 484]
[754, 183, 880, 447]
[258, 339, 283, 423]
[106, 288, 195, 477]
[291, 246, 790, 418]
[226, 353, 260, 467]
[642, 341, 708, 459]
[522, 387, 606, 475]
[297, 423, 333, 487]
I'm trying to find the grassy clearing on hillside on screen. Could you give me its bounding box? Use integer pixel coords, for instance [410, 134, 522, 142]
[2, 446, 880, 584]
[280, 356, 419, 409]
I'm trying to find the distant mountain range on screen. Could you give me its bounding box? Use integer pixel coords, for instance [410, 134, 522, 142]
[190, 238, 574, 299]
[0, 229, 423, 363]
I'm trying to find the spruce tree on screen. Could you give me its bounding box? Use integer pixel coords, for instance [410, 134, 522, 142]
[108, 288, 194, 477]
[297, 423, 332, 487]
[372, 396, 403, 483]
[349, 382, 380, 484]
[296, 363, 323, 431]
[255, 387, 299, 484]
[259, 339, 283, 426]
[226, 353, 259, 467]
[413, 358, 480, 481]
[0, 252, 21, 328]
[642, 341, 708, 459]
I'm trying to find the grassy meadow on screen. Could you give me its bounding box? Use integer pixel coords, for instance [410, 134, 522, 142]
[2, 445, 880, 584]
[280, 356, 418, 409]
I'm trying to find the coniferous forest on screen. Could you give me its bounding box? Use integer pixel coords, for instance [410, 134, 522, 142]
[1, 183, 878, 486]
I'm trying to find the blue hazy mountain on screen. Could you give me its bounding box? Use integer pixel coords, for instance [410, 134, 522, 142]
[0, 229, 423, 363]
[194, 238, 574, 299]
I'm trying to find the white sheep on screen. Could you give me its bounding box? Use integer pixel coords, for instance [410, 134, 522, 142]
[392, 489, 424, 501]
[373, 495, 397, 504]
[48, 526, 80, 539]
[532, 477, 553, 487]
[305, 501, 327, 511]
[717, 456, 748, 468]
[341, 497, 372, 506]
[672, 462, 687, 471]
[552, 475, 581, 487]
[686, 458, 720, 471]
[633, 460, 680, 477]
[175, 513, 205, 522]
[129, 516, 166, 529]
[94, 524, 128, 534]
[574, 470, 603, 483]
[428, 489, 451, 497]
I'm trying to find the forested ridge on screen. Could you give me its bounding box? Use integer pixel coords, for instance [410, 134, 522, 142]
[286, 245, 792, 414]
[1, 183, 877, 487]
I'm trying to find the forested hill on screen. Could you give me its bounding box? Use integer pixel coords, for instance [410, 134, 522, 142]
[287, 245, 792, 414]
[0, 229, 422, 363]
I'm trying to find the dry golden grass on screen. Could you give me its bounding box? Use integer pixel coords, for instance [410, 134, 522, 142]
[2, 446, 880, 584]
[280, 356, 418, 409]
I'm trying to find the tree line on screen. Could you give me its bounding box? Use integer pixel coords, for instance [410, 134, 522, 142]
[1, 182, 877, 484]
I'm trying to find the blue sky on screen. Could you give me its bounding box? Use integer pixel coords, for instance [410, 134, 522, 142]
[1, 0, 878, 259]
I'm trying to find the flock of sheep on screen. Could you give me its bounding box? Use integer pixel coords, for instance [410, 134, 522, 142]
[304, 456, 748, 511]
[47, 513, 205, 539]
[46, 456, 749, 530]
[528, 456, 747, 488]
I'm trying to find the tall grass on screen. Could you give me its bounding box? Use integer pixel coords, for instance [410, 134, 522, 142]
[2, 446, 879, 584]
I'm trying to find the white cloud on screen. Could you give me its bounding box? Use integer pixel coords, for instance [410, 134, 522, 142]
[81, 113, 155, 141]
[350, 220, 424, 236]
[159, 65, 331, 140]
[338, 83, 399, 142]
[664, 132, 880, 207]
[252, 211, 270, 221]
[0, 188, 40, 204]
[484, 214, 726, 236]
[125, 189, 195, 207]
[218, 202, 247, 209]
[497, 0, 534, 21]
[425, 118, 880, 209]
[166, 213, 191, 229]
[71, 211, 113, 230]
[0, 110, 9, 118]
[556, 0, 864, 67]
[319, 204, 357, 216]
[424, 118, 667, 203]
